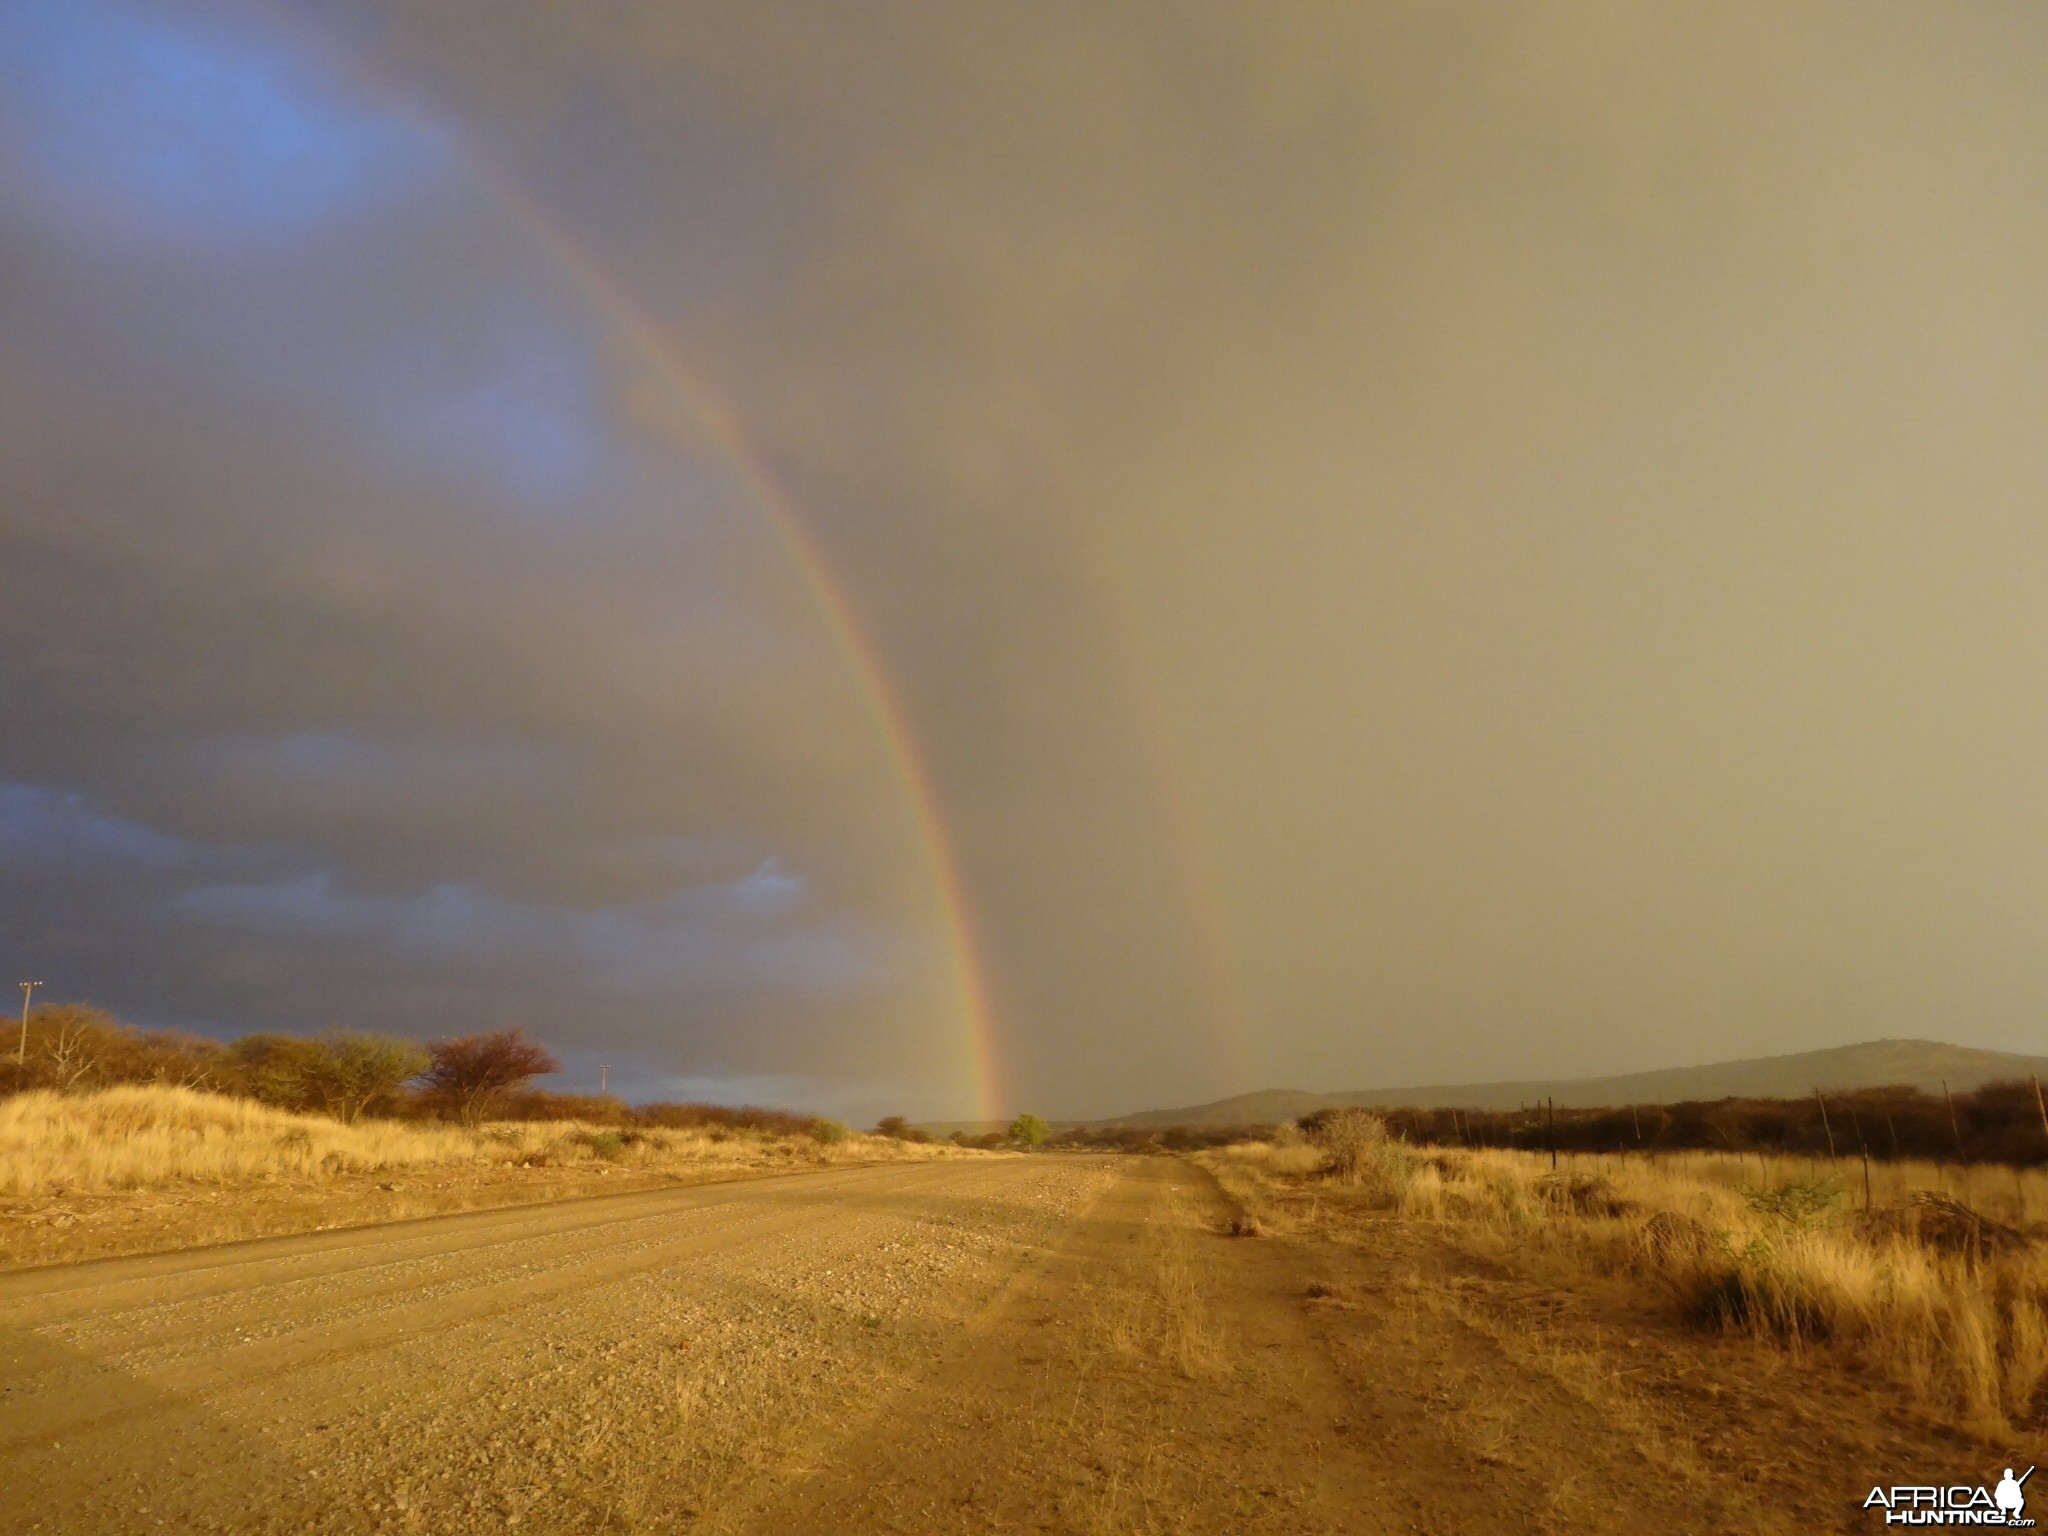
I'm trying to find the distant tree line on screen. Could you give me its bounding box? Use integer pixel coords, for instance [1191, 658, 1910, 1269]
[990, 1083, 2048, 1167]
[0, 1003, 566, 1123]
[1048, 1123, 1270, 1154]
[0, 1000, 1061, 1145]
[0, 1002, 823, 1134]
[1360, 1084, 2048, 1165]
[879, 1112, 1052, 1150]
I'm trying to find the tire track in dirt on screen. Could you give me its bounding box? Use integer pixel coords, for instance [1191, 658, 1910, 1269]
[744, 1158, 1418, 1535]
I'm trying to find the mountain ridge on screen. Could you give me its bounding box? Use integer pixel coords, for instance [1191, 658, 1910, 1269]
[1091, 1039, 2048, 1128]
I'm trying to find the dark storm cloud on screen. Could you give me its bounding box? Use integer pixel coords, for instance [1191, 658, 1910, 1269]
[11, 1, 2048, 1117]
[0, 0, 965, 1111]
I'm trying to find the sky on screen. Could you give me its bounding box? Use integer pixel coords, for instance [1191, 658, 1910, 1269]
[4, 2, 2048, 1121]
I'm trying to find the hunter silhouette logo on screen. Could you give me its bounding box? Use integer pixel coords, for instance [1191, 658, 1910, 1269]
[2001, 1473, 2033, 1522]
[1864, 1467, 2035, 1526]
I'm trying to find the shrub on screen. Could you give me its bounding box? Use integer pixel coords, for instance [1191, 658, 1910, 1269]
[1743, 1178, 1845, 1229]
[495, 1090, 634, 1125]
[638, 1102, 820, 1137]
[422, 1031, 561, 1125]
[1304, 1107, 1386, 1181]
[873, 1115, 930, 1143]
[1682, 1238, 1837, 1341]
[232, 1032, 429, 1122]
[577, 1130, 627, 1161]
[1302, 1108, 1419, 1203]
[1008, 1112, 1051, 1147]
[810, 1119, 849, 1145]
[1860, 1191, 2031, 1254]
[232, 1034, 330, 1112]
[311, 1032, 431, 1122]
[1, 1006, 233, 1096]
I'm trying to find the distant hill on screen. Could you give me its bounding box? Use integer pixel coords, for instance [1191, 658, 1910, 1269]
[1095, 1039, 2048, 1128]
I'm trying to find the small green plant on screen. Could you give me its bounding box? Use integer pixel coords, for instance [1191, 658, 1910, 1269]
[1742, 1178, 1843, 1228]
[577, 1130, 626, 1161]
[809, 1118, 849, 1145]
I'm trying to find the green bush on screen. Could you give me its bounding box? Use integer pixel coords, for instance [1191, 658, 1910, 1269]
[1742, 1179, 1845, 1228]
[810, 1118, 850, 1145]
[231, 1031, 428, 1122]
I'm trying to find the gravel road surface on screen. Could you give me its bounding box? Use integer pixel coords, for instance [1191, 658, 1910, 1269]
[0, 1158, 1115, 1535]
[0, 1154, 1936, 1535]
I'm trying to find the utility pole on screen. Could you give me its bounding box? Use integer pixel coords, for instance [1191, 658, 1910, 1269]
[598, 1064, 612, 1096]
[16, 981, 41, 1066]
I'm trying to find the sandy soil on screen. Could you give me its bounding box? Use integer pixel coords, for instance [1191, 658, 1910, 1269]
[0, 1156, 1994, 1534]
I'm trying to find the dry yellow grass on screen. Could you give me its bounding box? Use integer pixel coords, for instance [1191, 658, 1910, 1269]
[1081, 1179, 1224, 1380]
[1202, 1127, 2048, 1443]
[0, 1083, 968, 1198]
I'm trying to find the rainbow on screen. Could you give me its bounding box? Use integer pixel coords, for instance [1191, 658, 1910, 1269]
[286, 19, 1006, 1119]
[476, 171, 1006, 1123]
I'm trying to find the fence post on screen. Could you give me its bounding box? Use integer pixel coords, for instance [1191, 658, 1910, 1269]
[1547, 1097, 1557, 1172]
[1943, 1079, 1964, 1160]
[1814, 1088, 1837, 1159]
[1845, 1100, 1872, 1211]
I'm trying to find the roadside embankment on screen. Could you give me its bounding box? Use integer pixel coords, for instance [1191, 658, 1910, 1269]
[1200, 1118, 2048, 1448]
[0, 1084, 985, 1270]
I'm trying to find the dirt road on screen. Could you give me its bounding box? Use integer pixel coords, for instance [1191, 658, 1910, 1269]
[0, 1156, 1950, 1534]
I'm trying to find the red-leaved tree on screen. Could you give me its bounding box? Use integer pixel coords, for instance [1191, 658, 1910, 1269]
[423, 1030, 561, 1125]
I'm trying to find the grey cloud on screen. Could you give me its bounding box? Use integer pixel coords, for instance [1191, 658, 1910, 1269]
[172, 857, 875, 996]
[11, 2, 2048, 1117]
